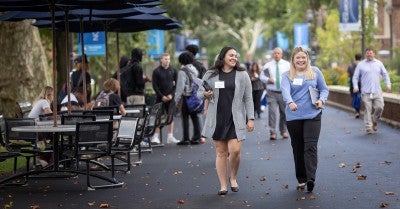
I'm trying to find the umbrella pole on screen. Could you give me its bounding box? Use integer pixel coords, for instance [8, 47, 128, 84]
[79, 16, 88, 110]
[105, 28, 109, 79]
[51, 4, 58, 127]
[64, 10, 72, 115]
[116, 32, 120, 97]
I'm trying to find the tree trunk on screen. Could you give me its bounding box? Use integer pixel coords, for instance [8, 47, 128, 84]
[0, 20, 48, 117]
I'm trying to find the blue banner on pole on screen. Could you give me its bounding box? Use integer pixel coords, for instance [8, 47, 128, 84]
[147, 30, 165, 57]
[276, 31, 289, 51]
[339, 0, 360, 31]
[293, 23, 309, 50]
[77, 31, 106, 56]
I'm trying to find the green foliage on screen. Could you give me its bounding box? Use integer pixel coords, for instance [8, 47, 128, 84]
[388, 47, 400, 75]
[321, 66, 348, 86]
[388, 72, 400, 93]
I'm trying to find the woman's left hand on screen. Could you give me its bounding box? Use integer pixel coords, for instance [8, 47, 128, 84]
[247, 119, 255, 132]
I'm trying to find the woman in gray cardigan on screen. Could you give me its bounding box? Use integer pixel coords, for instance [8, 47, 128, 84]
[198, 46, 255, 195]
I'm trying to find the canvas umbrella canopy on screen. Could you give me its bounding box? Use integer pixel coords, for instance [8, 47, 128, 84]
[33, 13, 183, 94]
[0, 0, 164, 125]
[0, 7, 166, 21]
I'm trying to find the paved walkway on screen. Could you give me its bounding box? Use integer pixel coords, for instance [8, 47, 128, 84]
[1, 106, 399, 209]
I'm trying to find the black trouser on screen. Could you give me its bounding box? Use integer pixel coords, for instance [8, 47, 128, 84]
[181, 97, 201, 141]
[286, 113, 321, 183]
[252, 89, 264, 116]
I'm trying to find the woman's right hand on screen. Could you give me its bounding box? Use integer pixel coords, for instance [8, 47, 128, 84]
[203, 90, 213, 98]
[288, 102, 298, 111]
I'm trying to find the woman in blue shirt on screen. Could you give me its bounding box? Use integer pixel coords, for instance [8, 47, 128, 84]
[281, 47, 329, 192]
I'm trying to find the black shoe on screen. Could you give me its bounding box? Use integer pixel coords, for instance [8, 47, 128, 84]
[229, 177, 239, 192]
[306, 180, 314, 192]
[190, 140, 200, 145]
[177, 140, 190, 145]
[217, 190, 228, 195]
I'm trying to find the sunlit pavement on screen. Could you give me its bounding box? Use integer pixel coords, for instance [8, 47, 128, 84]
[1, 106, 399, 209]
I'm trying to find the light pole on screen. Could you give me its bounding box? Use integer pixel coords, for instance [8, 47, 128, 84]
[385, 3, 393, 59]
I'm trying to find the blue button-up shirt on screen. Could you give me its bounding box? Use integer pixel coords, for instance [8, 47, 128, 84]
[352, 58, 391, 94]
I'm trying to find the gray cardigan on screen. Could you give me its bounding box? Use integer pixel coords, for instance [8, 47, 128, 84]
[198, 70, 254, 141]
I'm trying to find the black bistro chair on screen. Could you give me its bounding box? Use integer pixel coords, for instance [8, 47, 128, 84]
[72, 120, 123, 190]
[110, 113, 147, 173]
[141, 103, 163, 152]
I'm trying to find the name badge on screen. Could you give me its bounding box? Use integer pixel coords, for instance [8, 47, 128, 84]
[293, 78, 303, 86]
[215, 81, 225, 89]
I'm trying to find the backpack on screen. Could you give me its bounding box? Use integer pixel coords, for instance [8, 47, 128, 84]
[182, 68, 204, 113]
[94, 91, 112, 107]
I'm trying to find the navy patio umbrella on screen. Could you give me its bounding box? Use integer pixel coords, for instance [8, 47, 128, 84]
[0, 0, 165, 125]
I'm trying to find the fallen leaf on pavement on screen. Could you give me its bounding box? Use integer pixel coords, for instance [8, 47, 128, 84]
[357, 174, 367, 180]
[296, 196, 306, 201]
[173, 171, 183, 175]
[384, 191, 394, 195]
[379, 202, 389, 208]
[99, 203, 110, 208]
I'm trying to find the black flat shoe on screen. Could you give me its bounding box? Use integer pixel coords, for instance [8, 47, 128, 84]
[230, 186, 239, 192]
[217, 190, 228, 195]
[306, 180, 314, 192]
[229, 177, 239, 192]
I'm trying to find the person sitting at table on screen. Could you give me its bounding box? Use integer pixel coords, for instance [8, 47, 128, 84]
[60, 87, 94, 111]
[27, 86, 54, 166]
[28, 86, 54, 119]
[94, 78, 127, 116]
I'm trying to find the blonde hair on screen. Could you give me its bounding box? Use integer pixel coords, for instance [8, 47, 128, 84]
[288, 47, 315, 80]
[103, 78, 120, 92]
[35, 86, 54, 105]
[161, 52, 170, 58]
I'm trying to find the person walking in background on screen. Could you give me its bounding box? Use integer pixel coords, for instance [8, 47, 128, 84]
[71, 54, 92, 103]
[248, 62, 265, 118]
[185, 44, 207, 79]
[151, 53, 180, 144]
[281, 46, 329, 193]
[352, 48, 391, 134]
[260, 47, 290, 140]
[174, 52, 202, 145]
[123, 48, 151, 106]
[185, 44, 208, 144]
[28, 86, 54, 119]
[198, 46, 254, 195]
[347, 53, 362, 118]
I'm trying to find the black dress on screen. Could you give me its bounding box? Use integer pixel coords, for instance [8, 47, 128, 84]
[213, 70, 237, 140]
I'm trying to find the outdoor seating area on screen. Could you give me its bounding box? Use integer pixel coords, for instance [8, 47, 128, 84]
[0, 102, 167, 191]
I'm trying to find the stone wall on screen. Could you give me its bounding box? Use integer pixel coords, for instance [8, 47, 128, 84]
[327, 86, 400, 128]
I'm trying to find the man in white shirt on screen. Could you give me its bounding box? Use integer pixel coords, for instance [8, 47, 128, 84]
[260, 47, 291, 140]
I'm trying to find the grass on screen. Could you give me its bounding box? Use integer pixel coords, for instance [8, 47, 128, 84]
[0, 146, 27, 175]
